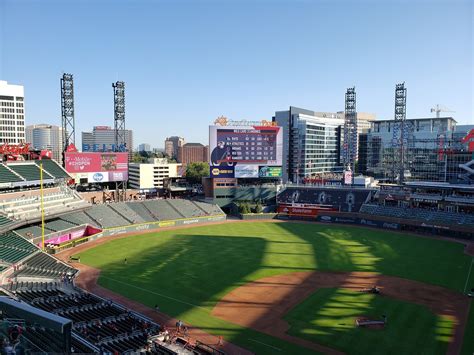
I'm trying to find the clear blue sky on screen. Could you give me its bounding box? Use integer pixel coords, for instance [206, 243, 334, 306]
[1, 0, 472, 149]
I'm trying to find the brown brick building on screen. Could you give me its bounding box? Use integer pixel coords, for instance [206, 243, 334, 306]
[178, 143, 209, 166]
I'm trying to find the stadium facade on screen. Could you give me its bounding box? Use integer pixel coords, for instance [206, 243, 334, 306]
[0, 80, 26, 144]
[358, 117, 474, 183]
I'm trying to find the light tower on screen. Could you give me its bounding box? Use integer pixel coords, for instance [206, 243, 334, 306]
[61, 73, 75, 163]
[391, 82, 407, 183]
[343, 87, 357, 184]
[113, 81, 126, 201]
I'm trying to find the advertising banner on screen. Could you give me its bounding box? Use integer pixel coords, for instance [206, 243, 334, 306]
[210, 166, 235, 178]
[259, 166, 282, 178]
[235, 165, 259, 178]
[278, 206, 318, 216]
[344, 170, 352, 185]
[64, 152, 128, 182]
[88, 172, 109, 183]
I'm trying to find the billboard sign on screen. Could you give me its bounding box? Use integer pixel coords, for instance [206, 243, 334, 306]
[209, 166, 235, 178]
[259, 166, 282, 178]
[209, 125, 283, 166]
[64, 152, 128, 182]
[235, 165, 259, 178]
[82, 143, 127, 152]
[278, 206, 318, 216]
[344, 171, 352, 185]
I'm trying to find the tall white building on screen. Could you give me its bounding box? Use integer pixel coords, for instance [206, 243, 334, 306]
[26, 124, 64, 163]
[128, 158, 181, 189]
[0, 80, 26, 144]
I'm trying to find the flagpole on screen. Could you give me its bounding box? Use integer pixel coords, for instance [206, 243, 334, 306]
[40, 162, 45, 251]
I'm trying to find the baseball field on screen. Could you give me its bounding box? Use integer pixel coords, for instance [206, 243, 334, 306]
[72, 221, 474, 355]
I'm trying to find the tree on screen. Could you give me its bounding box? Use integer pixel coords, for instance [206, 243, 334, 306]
[185, 162, 209, 183]
[254, 202, 263, 214]
[131, 152, 147, 163]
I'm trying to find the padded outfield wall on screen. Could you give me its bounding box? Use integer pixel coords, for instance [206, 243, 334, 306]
[278, 211, 473, 239]
[52, 215, 227, 252]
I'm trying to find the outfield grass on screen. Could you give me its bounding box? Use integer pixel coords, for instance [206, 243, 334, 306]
[285, 288, 454, 355]
[76, 222, 472, 354]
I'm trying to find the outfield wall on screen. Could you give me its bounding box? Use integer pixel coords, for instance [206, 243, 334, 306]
[278, 211, 474, 239]
[51, 214, 227, 253]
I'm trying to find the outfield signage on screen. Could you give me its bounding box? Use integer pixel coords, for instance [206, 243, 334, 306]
[278, 206, 319, 216]
[235, 165, 259, 178]
[259, 166, 282, 178]
[64, 152, 128, 182]
[317, 215, 401, 230]
[210, 166, 235, 178]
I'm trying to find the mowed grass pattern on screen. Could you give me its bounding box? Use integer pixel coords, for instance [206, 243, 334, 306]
[77, 222, 472, 354]
[285, 288, 454, 355]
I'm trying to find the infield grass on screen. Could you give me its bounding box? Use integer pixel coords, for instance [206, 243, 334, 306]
[76, 221, 471, 354]
[285, 287, 454, 355]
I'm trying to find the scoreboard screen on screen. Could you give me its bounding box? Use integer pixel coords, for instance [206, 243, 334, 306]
[209, 125, 283, 166]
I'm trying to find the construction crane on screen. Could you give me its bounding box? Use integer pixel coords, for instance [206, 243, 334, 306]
[430, 104, 455, 118]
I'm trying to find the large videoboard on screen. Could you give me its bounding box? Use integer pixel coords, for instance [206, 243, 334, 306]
[209, 125, 282, 167]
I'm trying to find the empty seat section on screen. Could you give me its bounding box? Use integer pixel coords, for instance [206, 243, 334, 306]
[34, 159, 70, 179]
[125, 202, 156, 222]
[44, 218, 77, 232]
[109, 203, 146, 224]
[143, 200, 182, 220]
[86, 205, 129, 228]
[0, 231, 38, 263]
[8, 163, 53, 181]
[12, 252, 76, 279]
[0, 163, 23, 183]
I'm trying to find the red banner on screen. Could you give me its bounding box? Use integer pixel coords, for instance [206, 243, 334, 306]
[278, 206, 319, 216]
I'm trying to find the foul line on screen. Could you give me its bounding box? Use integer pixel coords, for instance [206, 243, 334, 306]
[248, 338, 282, 351]
[100, 275, 208, 312]
[463, 257, 474, 294]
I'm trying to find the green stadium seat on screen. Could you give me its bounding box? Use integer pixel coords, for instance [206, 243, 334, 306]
[0, 164, 24, 183]
[34, 159, 70, 179]
[7, 163, 54, 181]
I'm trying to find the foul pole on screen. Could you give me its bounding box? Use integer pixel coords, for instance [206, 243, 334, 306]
[40, 162, 45, 251]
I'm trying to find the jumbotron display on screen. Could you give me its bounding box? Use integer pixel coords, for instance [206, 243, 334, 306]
[209, 124, 283, 167]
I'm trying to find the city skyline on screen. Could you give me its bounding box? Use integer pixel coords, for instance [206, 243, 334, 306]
[1, 0, 472, 147]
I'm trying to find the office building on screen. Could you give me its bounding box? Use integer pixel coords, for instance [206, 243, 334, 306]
[177, 143, 208, 166]
[359, 116, 473, 183]
[128, 158, 181, 189]
[0, 80, 25, 144]
[26, 124, 64, 163]
[81, 126, 133, 161]
[138, 143, 151, 152]
[274, 107, 345, 183]
[164, 136, 185, 159]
